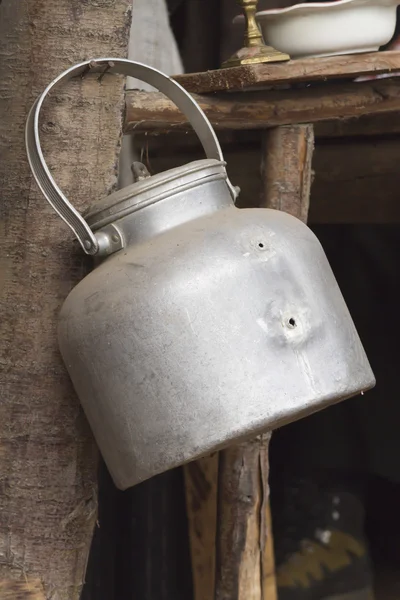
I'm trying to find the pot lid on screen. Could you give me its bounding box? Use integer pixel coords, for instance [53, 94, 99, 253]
[85, 158, 227, 231]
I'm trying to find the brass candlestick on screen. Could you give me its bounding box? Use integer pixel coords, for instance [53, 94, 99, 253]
[222, 0, 290, 68]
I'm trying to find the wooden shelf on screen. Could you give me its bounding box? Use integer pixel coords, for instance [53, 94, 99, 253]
[172, 51, 400, 94]
[124, 51, 400, 135]
[123, 51, 400, 225]
[125, 78, 400, 134]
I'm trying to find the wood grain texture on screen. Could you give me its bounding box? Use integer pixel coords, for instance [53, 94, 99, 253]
[261, 125, 315, 220]
[173, 51, 400, 93]
[215, 434, 276, 600]
[184, 455, 219, 600]
[0, 0, 131, 598]
[262, 504, 276, 600]
[125, 78, 400, 133]
[261, 123, 313, 221]
[0, 580, 45, 599]
[128, 110, 400, 148]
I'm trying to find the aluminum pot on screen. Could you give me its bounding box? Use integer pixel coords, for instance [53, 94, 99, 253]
[26, 59, 375, 490]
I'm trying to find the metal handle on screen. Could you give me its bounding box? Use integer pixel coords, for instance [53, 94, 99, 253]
[25, 58, 237, 255]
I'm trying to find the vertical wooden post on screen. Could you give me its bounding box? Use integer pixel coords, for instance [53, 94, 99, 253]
[185, 124, 314, 600]
[261, 125, 314, 217]
[260, 123, 314, 596]
[215, 434, 275, 600]
[0, 1, 130, 598]
[214, 123, 315, 600]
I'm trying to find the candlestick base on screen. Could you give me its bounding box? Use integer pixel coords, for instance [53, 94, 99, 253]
[222, 0, 290, 68]
[222, 44, 290, 68]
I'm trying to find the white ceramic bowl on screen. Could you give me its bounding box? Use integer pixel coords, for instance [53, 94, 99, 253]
[256, 0, 399, 60]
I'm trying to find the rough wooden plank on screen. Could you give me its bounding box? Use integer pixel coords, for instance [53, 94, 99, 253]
[215, 434, 276, 600]
[130, 111, 400, 149]
[184, 455, 219, 600]
[125, 79, 400, 133]
[261, 125, 315, 219]
[0, 1, 131, 598]
[172, 51, 400, 94]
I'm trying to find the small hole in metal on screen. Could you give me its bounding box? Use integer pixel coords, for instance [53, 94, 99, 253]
[258, 242, 264, 249]
[288, 318, 296, 328]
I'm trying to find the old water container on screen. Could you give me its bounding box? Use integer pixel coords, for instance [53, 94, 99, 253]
[26, 59, 375, 490]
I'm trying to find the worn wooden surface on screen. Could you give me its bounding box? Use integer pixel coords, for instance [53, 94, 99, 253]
[261, 124, 315, 219]
[263, 503, 277, 600]
[0, 580, 46, 599]
[129, 110, 400, 151]
[0, 0, 130, 598]
[171, 51, 400, 93]
[262, 125, 314, 219]
[184, 455, 219, 600]
[125, 78, 400, 133]
[215, 435, 276, 600]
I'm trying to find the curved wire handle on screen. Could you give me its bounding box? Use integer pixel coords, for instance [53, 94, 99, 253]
[25, 58, 237, 255]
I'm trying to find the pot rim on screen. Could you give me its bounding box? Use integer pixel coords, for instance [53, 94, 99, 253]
[256, 0, 399, 18]
[85, 158, 228, 231]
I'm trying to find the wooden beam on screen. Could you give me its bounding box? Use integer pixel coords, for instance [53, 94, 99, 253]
[213, 127, 315, 600]
[172, 51, 400, 94]
[255, 124, 314, 600]
[126, 110, 400, 152]
[262, 125, 315, 214]
[125, 79, 400, 134]
[261, 125, 315, 220]
[215, 434, 275, 600]
[0, 1, 131, 598]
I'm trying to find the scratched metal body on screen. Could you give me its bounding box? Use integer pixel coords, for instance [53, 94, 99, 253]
[26, 59, 375, 490]
[59, 160, 374, 489]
